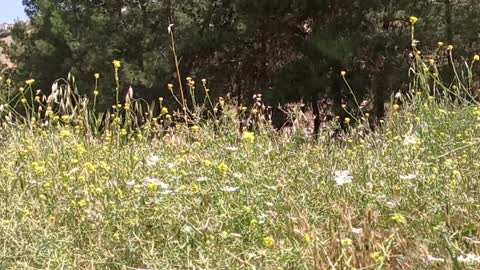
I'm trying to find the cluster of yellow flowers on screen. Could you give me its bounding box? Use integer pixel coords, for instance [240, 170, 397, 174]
[242, 131, 255, 143]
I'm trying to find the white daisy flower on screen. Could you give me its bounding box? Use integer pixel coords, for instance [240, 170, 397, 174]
[126, 180, 136, 186]
[225, 146, 239, 152]
[386, 200, 399, 208]
[196, 176, 208, 182]
[144, 178, 169, 189]
[351, 227, 363, 235]
[457, 253, 480, 263]
[263, 184, 278, 190]
[400, 174, 417, 180]
[146, 155, 160, 167]
[181, 225, 193, 233]
[334, 170, 353, 185]
[403, 135, 418, 146]
[222, 186, 240, 192]
[160, 190, 174, 195]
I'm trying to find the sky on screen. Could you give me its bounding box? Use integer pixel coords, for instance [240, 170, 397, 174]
[0, 0, 28, 23]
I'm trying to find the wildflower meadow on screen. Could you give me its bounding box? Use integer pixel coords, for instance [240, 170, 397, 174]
[1, 15, 480, 270]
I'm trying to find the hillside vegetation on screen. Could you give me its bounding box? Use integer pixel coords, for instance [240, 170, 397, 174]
[1, 8, 480, 268]
[1, 59, 480, 270]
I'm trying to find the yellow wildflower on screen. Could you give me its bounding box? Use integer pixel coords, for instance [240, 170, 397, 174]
[409, 16, 418, 25]
[78, 199, 88, 207]
[190, 184, 200, 194]
[203, 160, 213, 168]
[161, 107, 169, 115]
[371, 251, 384, 263]
[341, 238, 353, 247]
[303, 234, 312, 243]
[263, 236, 274, 247]
[391, 213, 406, 224]
[25, 79, 35, 85]
[84, 162, 96, 173]
[191, 125, 200, 133]
[148, 183, 158, 192]
[217, 162, 228, 173]
[242, 131, 255, 143]
[452, 170, 461, 179]
[60, 129, 71, 139]
[76, 145, 86, 154]
[32, 163, 45, 174]
[112, 60, 121, 69]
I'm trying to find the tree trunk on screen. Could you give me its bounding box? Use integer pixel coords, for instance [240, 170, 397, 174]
[445, 0, 453, 44]
[373, 74, 386, 121]
[311, 97, 321, 138]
